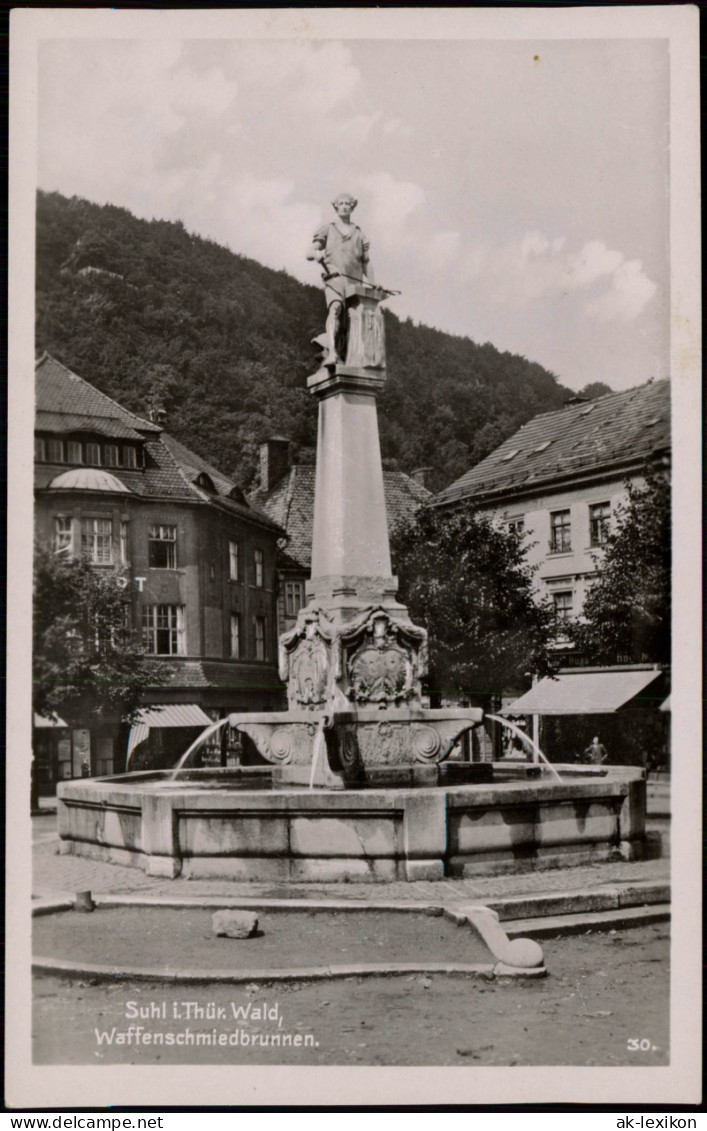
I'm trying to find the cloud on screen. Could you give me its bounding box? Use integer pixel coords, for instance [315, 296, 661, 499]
[357, 172, 426, 251]
[476, 231, 656, 321]
[585, 258, 658, 321]
[227, 40, 361, 111]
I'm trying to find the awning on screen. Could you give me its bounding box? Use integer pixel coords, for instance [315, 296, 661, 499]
[503, 670, 664, 716]
[34, 713, 68, 728]
[127, 703, 212, 760]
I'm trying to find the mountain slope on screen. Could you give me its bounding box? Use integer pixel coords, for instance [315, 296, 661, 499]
[36, 190, 574, 491]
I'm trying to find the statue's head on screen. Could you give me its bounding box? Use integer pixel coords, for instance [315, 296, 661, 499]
[332, 193, 357, 215]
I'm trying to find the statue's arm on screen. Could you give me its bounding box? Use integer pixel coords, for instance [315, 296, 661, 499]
[307, 224, 329, 263]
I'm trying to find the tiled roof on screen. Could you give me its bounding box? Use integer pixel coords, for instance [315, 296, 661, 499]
[35, 353, 161, 435]
[35, 410, 146, 441]
[435, 380, 671, 506]
[250, 465, 432, 570]
[34, 355, 282, 532]
[154, 661, 278, 690]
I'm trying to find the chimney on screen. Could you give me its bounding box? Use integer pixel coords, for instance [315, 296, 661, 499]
[410, 466, 433, 489]
[260, 437, 291, 492]
[147, 396, 167, 427]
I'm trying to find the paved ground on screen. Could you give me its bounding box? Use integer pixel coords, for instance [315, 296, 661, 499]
[32, 810, 670, 904]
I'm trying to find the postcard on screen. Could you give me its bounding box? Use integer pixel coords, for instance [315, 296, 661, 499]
[7, 5, 701, 1110]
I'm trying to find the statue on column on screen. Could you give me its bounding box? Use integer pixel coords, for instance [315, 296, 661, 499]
[307, 193, 393, 372]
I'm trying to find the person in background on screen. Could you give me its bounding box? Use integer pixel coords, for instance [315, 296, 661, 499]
[583, 735, 609, 765]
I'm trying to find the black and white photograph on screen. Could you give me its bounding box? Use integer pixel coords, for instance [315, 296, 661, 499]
[6, 5, 701, 1111]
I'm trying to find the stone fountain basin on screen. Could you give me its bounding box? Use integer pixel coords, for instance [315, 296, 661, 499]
[57, 767, 646, 883]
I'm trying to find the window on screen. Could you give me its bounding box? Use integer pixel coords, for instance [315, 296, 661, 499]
[81, 517, 112, 564]
[254, 548, 264, 588]
[230, 613, 241, 659]
[141, 604, 185, 655]
[119, 520, 129, 566]
[552, 591, 574, 623]
[54, 515, 73, 555]
[35, 438, 46, 462]
[47, 439, 64, 463]
[589, 502, 611, 547]
[85, 442, 101, 466]
[148, 524, 177, 569]
[122, 446, 137, 469]
[66, 440, 83, 464]
[550, 510, 572, 553]
[285, 580, 305, 618]
[508, 517, 525, 538]
[104, 444, 119, 468]
[229, 540, 240, 581]
[255, 616, 267, 661]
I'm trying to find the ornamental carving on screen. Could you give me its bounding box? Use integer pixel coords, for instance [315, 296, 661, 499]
[343, 608, 426, 706]
[288, 635, 329, 708]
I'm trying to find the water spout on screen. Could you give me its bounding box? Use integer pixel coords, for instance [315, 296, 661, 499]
[485, 714, 562, 783]
[309, 714, 328, 789]
[169, 718, 230, 780]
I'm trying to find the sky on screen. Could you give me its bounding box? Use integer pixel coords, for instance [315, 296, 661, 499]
[37, 35, 670, 392]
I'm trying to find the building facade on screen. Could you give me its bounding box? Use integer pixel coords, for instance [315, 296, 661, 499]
[433, 381, 671, 766]
[34, 354, 284, 789]
[434, 381, 670, 642]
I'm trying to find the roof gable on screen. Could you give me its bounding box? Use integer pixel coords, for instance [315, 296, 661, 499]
[35, 353, 161, 436]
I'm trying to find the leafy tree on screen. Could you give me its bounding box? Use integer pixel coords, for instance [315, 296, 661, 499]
[33, 546, 171, 723]
[570, 473, 671, 664]
[392, 503, 558, 704]
[577, 381, 613, 400]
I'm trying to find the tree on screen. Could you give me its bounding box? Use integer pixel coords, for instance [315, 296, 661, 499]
[33, 546, 171, 723]
[570, 473, 671, 664]
[391, 502, 558, 704]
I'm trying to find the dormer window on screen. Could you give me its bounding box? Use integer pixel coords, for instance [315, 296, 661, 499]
[85, 442, 101, 466]
[122, 446, 137, 469]
[533, 440, 552, 452]
[195, 472, 216, 492]
[499, 449, 520, 463]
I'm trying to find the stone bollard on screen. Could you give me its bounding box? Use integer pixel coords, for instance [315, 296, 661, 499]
[212, 910, 259, 938]
[74, 891, 95, 913]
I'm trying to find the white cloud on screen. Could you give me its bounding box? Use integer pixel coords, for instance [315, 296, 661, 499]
[478, 231, 656, 321]
[227, 40, 361, 111]
[585, 258, 658, 321]
[357, 172, 426, 251]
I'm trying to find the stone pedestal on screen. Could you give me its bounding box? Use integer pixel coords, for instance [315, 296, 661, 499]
[269, 293, 483, 786]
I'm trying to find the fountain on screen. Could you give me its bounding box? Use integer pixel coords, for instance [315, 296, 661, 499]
[57, 194, 647, 881]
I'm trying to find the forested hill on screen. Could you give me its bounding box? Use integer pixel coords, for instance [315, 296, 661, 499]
[35, 190, 577, 492]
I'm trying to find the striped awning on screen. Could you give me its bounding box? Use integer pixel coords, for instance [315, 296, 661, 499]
[503, 670, 664, 716]
[126, 703, 212, 760]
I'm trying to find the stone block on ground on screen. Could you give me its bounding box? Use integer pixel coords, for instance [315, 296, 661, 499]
[212, 910, 259, 938]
